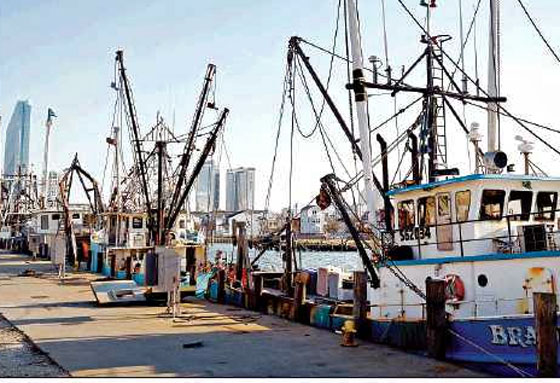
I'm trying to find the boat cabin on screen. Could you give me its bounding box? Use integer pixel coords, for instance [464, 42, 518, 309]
[387, 174, 560, 260]
[102, 212, 149, 248]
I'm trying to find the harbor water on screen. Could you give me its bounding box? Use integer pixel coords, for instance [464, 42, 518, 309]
[208, 243, 362, 272]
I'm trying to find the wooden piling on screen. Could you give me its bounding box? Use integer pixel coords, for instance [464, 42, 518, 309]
[253, 274, 263, 312]
[291, 272, 309, 322]
[235, 222, 247, 284]
[353, 271, 368, 338]
[534, 292, 558, 377]
[217, 269, 225, 304]
[426, 278, 447, 360]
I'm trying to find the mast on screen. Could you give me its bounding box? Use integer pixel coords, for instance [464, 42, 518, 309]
[487, 0, 500, 153]
[346, 0, 377, 224]
[41, 108, 56, 207]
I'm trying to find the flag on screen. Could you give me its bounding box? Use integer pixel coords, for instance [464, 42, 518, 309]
[46, 108, 56, 127]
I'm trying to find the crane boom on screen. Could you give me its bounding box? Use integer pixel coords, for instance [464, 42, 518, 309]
[169, 64, 216, 213]
[115, 50, 152, 222]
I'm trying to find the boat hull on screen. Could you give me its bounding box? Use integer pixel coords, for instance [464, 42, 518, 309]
[448, 315, 559, 377]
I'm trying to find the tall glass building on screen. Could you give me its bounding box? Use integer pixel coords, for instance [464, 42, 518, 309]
[195, 159, 220, 212]
[226, 167, 255, 212]
[4, 100, 31, 176]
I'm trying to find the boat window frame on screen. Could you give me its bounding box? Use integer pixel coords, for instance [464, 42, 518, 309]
[436, 192, 452, 222]
[535, 191, 558, 222]
[417, 196, 436, 227]
[132, 216, 143, 229]
[40, 215, 49, 230]
[507, 190, 533, 221]
[455, 190, 471, 223]
[397, 199, 416, 230]
[479, 189, 506, 221]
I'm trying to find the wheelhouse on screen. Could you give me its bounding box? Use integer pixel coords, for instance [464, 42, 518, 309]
[387, 174, 560, 260]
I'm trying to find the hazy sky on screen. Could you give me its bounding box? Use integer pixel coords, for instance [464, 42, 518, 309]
[1, 0, 559, 211]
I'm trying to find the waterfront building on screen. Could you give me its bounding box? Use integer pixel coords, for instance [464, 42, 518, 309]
[300, 205, 325, 235]
[4, 100, 31, 176]
[195, 159, 219, 212]
[225, 167, 255, 212]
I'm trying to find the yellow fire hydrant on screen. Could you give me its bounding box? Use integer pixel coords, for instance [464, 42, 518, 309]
[341, 319, 358, 347]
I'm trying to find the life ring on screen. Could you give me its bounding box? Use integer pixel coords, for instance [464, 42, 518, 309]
[444, 274, 465, 302]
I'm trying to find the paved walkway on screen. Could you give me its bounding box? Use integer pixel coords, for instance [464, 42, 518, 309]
[0, 252, 487, 377]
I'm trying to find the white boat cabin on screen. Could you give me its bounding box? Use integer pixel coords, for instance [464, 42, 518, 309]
[387, 174, 560, 260]
[103, 212, 149, 248]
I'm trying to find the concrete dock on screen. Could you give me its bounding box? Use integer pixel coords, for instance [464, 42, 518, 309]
[0, 252, 486, 377]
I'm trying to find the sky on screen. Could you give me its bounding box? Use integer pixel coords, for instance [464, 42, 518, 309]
[1, 0, 559, 211]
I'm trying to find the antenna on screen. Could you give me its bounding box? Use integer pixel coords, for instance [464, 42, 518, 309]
[515, 135, 535, 175]
[468, 122, 484, 174]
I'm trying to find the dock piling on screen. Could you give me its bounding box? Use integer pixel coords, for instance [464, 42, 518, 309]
[353, 271, 368, 338]
[426, 278, 447, 360]
[534, 292, 558, 377]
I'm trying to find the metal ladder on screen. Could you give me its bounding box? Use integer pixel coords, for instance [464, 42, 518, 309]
[431, 41, 448, 170]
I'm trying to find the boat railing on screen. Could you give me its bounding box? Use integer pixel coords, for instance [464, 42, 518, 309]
[386, 207, 560, 258]
[370, 296, 535, 319]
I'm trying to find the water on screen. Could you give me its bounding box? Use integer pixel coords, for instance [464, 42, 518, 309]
[208, 243, 362, 272]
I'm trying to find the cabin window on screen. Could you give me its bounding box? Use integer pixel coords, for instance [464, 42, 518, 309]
[179, 219, 186, 229]
[51, 214, 60, 220]
[480, 189, 506, 220]
[535, 191, 557, 221]
[72, 213, 80, 219]
[132, 217, 143, 229]
[40, 215, 49, 230]
[417, 196, 435, 226]
[507, 190, 532, 221]
[437, 193, 451, 219]
[455, 191, 471, 222]
[397, 200, 415, 229]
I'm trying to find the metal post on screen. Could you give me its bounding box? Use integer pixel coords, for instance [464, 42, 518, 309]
[487, 0, 500, 152]
[156, 141, 165, 246]
[458, 221, 465, 257]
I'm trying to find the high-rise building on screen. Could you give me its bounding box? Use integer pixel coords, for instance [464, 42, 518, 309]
[4, 100, 31, 176]
[226, 169, 236, 211]
[195, 159, 220, 212]
[225, 167, 255, 212]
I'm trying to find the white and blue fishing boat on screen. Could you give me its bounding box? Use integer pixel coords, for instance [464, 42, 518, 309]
[295, 0, 560, 377]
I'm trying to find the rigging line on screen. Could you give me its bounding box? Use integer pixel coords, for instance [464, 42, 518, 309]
[289, 57, 296, 213]
[396, 0, 560, 158]
[299, 37, 410, 87]
[514, 0, 560, 64]
[463, 99, 560, 135]
[446, 0, 483, 92]
[294, 0, 343, 140]
[264, 63, 290, 212]
[294, 57, 358, 190]
[447, 329, 533, 378]
[390, 146, 409, 186]
[344, 115, 423, 193]
[221, 134, 233, 171]
[368, 95, 423, 134]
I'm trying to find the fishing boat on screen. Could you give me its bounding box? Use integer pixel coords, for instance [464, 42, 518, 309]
[283, 0, 560, 377]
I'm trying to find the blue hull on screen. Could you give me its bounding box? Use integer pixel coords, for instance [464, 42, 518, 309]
[448, 315, 559, 377]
